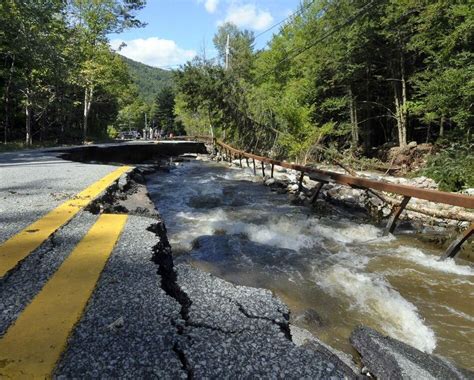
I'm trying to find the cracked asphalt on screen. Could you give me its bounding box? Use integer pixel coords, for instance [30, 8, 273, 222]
[0, 145, 354, 378]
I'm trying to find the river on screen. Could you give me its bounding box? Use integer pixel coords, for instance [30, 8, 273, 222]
[146, 157, 474, 371]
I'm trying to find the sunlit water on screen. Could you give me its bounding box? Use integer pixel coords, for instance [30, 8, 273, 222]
[147, 159, 474, 371]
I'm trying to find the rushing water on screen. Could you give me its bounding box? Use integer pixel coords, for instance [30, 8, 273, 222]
[147, 158, 474, 371]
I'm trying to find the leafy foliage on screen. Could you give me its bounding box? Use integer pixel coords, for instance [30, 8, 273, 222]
[422, 142, 474, 192]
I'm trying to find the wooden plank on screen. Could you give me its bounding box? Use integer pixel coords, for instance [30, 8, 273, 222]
[261, 161, 265, 177]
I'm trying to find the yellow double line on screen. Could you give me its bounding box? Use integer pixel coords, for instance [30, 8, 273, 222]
[0, 214, 127, 378]
[0, 166, 132, 378]
[0, 166, 131, 278]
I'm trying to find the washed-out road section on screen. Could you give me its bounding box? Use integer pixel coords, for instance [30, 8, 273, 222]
[0, 142, 471, 379]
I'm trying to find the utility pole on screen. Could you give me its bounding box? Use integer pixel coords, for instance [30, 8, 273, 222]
[144, 113, 148, 140]
[225, 34, 230, 70]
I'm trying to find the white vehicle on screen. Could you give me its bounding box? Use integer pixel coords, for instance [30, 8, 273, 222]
[118, 131, 141, 140]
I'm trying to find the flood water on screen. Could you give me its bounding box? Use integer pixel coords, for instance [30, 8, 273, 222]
[147, 158, 474, 371]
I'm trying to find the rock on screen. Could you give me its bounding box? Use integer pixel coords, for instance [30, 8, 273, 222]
[289, 194, 304, 205]
[265, 178, 276, 186]
[188, 195, 222, 209]
[288, 184, 299, 192]
[107, 316, 124, 331]
[350, 326, 473, 379]
[408, 141, 418, 148]
[292, 308, 324, 328]
[462, 188, 474, 196]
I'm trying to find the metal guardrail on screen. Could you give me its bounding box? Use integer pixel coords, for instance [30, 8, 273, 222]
[172, 136, 473, 259]
[215, 140, 474, 209]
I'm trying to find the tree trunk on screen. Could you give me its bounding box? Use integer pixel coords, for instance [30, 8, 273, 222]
[400, 49, 408, 146]
[348, 87, 358, 147]
[83, 86, 93, 143]
[439, 115, 445, 137]
[394, 92, 407, 147]
[25, 89, 32, 146]
[392, 37, 408, 148]
[3, 56, 15, 144]
[207, 107, 215, 139]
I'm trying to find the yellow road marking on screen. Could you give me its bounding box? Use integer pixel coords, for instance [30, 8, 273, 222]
[0, 214, 128, 378]
[0, 166, 131, 278]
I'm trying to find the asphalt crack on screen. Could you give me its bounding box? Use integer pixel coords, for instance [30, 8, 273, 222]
[236, 302, 292, 340]
[146, 221, 194, 378]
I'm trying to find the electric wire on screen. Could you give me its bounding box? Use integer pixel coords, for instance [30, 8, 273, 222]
[256, 0, 377, 80]
[253, 0, 317, 40]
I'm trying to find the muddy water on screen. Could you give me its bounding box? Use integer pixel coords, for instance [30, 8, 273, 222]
[147, 159, 474, 371]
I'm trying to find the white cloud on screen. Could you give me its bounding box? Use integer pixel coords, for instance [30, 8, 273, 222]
[221, 4, 273, 31]
[202, 0, 219, 13]
[110, 38, 196, 68]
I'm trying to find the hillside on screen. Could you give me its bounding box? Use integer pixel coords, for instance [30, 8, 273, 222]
[121, 55, 174, 103]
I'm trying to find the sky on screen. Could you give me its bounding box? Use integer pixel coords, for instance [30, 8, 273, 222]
[109, 0, 301, 69]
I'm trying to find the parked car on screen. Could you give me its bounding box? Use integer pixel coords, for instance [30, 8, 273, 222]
[118, 131, 141, 140]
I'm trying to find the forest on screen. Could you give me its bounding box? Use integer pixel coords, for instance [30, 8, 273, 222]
[0, 0, 170, 145]
[0, 0, 472, 191]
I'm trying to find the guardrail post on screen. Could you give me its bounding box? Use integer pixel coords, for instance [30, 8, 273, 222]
[246, 157, 249, 167]
[271, 164, 274, 178]
[261, 162, 265, 177]
[384, 196, 411, 235]
[298, 171, 305, 192]
[252, 159, 256, 175]
[239, 155, 242, 168]
[310, 182, 325, 204]
[439, 223, 473, 261]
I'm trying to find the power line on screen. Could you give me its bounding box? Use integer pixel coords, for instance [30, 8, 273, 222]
[254, 0, 317, 40]
[256, 0, 377, 81]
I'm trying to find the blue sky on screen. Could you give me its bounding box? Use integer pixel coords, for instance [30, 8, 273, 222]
[109, 0, 301, 69]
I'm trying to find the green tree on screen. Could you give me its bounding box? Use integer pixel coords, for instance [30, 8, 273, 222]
[0, 0, 67, 145]
[67, 0, 146, 141]
[213, 22, 255, 80]
[153, 86, 176, 134]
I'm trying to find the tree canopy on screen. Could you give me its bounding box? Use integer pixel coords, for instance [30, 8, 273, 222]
[174, 0, 473, 189]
